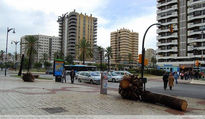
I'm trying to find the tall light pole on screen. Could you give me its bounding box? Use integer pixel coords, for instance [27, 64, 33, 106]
[5, 27, 15, 76]
[11, 41, 19, 71]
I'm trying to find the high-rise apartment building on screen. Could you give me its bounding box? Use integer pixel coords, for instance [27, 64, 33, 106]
[20, 35, 61, 62]
[57, 10, 97, 61]
[111, 28, 139, 65]
[157, 0, 205, 72]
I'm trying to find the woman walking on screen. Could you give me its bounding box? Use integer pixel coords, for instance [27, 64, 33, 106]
[168, 73, 174, 90]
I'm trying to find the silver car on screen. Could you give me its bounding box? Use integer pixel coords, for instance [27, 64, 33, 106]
[113, 71, 132, 76]
[108, 72, 123, 82]
[77, 71, 101, 85]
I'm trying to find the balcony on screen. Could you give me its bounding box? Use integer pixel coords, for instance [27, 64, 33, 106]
[156, 54, 178, 60]
[188, 30, 202, 36]
[188, 0, 203, 6]
[157, 40, 178, 46]
[188, 38, 205, 44]
[188, 22, 205, 29]
[157, 5, 178, 14]
[157, 33, 178, 40]
[159, 18, 178, 26]
[157, 12, 178, 21]
[157, 0, 177, 8]
[188, 14, 205, 21]
[157, 47, 178, 53]
[157, 26, 178, 33]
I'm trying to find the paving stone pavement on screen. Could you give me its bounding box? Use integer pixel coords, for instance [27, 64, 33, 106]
[0, 76, 205, 115]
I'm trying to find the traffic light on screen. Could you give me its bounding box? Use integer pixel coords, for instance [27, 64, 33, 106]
[195, 60, 199, 67]
[138, 54, 142, 64]
[170, 24, 174, 33]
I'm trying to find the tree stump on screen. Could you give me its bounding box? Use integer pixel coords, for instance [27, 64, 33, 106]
[119, 75, 188, 111]
[22, 73, 35, 82]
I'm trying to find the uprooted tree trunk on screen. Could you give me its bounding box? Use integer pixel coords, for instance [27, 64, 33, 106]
[22, 73, 35, 82]
[119, 75, 188, 111]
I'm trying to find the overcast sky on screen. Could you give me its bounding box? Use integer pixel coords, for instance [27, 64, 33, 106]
[0, 0, 157, 54]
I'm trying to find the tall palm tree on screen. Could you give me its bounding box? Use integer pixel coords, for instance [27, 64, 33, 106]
[76, 38, 93, 64]
[24, 36, 38, 72]
[98, 46, 104, 71]
[105, 47, 112, 71]
[0, 50, 5, 62]
[42, 53, 48, 63]
[128, 53, 133, 69]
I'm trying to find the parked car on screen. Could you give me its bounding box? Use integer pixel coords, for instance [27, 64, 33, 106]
[108, 72, 123, 82]
[77, 71, 101, 85]
[45, 69, 53, 74]
[113, 71, 132, 76]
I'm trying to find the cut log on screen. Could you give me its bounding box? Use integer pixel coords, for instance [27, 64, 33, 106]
[142, 91, 188, 111]
[118, 75, 188, 111]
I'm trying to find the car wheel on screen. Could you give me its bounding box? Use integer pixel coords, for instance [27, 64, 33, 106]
[90, 80, 94, 84]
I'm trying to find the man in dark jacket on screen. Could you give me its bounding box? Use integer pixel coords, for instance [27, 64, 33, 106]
[70, 69, 75, 84]
[163, 72, 169, 90]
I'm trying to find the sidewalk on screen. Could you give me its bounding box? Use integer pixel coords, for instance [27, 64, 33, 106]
[0, 76, 205, 115]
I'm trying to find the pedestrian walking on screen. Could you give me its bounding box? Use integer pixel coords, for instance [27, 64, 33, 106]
[70, 69, 75, 84]
[61, 69, 66, 83]
[168, 73, 174, 90]
[174, 72, 179, 84]
[180, 72, 184, 80]
[162, 72, 169, 90]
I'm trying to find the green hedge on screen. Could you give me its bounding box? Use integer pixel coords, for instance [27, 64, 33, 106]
[128, 68, 165, 76]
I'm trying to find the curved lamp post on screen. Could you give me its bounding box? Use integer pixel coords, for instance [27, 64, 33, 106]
[5, 27, 15, 76]
[141, 23, 161, 79]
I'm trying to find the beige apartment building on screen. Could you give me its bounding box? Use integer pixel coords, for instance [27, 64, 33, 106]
[20, 35, 61, 62]
[57, 10, 97, 61]
[157, 0, 205, 72]
[111, 28, 139, 65]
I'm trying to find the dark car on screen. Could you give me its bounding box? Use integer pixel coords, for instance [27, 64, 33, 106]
[45, 69, 53, 74]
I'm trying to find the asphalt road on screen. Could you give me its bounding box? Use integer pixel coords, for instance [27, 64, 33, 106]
[2, 70, 205, 100]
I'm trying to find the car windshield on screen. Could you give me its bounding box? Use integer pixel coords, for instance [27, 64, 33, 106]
[112, 72, 118, 76]
[90, 72, 100, 76]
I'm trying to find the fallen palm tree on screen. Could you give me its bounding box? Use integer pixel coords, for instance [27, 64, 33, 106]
[119, 75, 188, 111]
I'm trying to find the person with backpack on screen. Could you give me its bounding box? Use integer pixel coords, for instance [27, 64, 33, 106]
[162, 72, 169, 90]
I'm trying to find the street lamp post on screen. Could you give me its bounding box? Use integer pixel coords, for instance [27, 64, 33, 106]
[5, 27, 15, 76]
[11, 41, 19, 71]
[141, 23, 162, 91]
[141, 23, 161, 79]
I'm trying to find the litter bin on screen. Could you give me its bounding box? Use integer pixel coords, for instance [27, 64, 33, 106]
[55, 76, 62, 82]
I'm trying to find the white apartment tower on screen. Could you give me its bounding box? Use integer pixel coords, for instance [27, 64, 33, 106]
[20, 35, 61, 62]
[157, 0, 205, 72]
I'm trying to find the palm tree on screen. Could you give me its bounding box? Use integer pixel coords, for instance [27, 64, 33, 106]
[24, 35, 38, 72]
[151, 56, 157, 68]
[0, 50, 5, 62]
[98, 46, 104, 71]
[53, 51, 64, 59]
[76, 38, 93, 64]
[105, 47, 112, 71]
[42, 53, 48, 63]
[128, 53, 133, 69]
